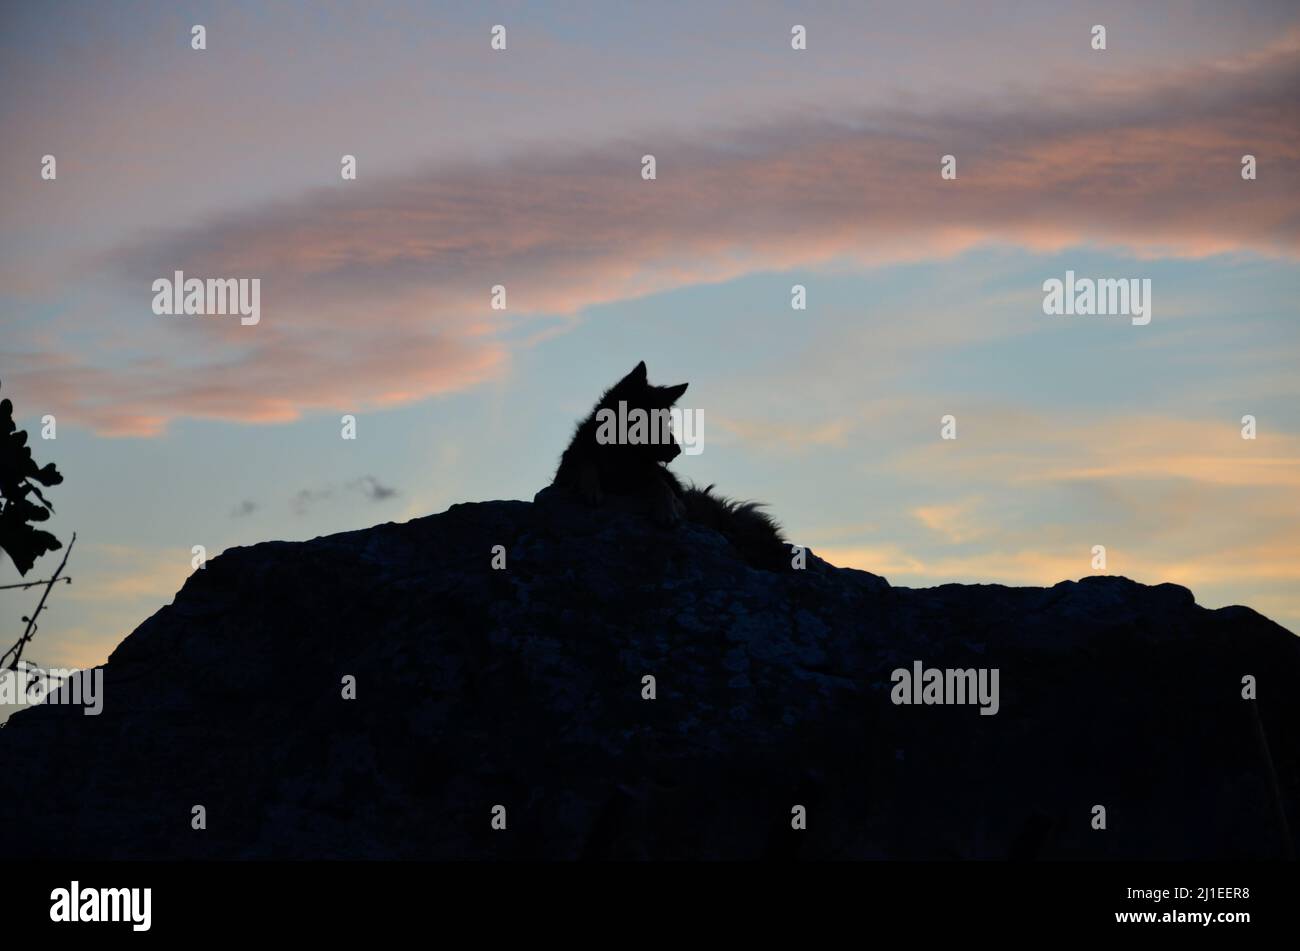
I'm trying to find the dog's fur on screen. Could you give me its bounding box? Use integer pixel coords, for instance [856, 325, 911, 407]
[553, 361, 790, 570]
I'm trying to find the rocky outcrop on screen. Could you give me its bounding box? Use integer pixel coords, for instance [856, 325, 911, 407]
[1, 487, 1296, 859]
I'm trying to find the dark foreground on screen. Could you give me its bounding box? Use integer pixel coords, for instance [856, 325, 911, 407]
[1, 487, 1296, 859]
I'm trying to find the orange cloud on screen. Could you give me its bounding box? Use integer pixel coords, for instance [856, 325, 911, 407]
[912, 500, 987, 544]
[812, 409, 1300, 633]
[892, 415, 1300, 490]
[63, 543, 191, 605]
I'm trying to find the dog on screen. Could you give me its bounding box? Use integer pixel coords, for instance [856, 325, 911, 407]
[553, 361, 790, 570]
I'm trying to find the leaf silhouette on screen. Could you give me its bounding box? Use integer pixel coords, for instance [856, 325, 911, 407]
[0, 378, 64, 576]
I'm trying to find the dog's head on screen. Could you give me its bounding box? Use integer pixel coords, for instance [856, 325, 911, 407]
[602, 361, 688, 462]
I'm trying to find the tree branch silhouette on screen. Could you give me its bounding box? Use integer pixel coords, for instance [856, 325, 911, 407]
[2, 533, 75, 671]
[0, 577, 72, 591]
[0, 377, 74, 669]
[0, 378, 64, 574]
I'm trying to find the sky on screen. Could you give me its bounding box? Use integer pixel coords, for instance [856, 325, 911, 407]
[1, 1, 1297, 709]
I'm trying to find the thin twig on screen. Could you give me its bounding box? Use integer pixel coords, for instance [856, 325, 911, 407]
[2, 532, 76, 671]
[0, 576, 72, 591]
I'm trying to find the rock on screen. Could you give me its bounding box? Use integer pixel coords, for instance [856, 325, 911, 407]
[0, 488, 1296, 859]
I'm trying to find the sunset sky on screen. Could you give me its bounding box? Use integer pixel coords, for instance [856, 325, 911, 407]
[1, 0, 1297, 696]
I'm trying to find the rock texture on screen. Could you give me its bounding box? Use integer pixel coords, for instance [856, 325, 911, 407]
[1, 487, 1297, 859]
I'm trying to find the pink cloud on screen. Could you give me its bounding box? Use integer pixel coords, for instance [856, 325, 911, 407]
[8, 34, 1298, 435]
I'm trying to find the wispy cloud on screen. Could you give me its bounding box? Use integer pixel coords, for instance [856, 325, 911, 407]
[291, 477, 400, 515]
[349, 475, 398, 501]
[912, 499, 987, 544]
[811, 409, 1300, 632]
[63, 543, 189, 605]
[290, 487, 334, 517]
[6, 33, 1296, 436]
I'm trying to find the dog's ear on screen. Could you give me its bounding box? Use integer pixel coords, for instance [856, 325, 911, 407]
[660, 382, 688, 404]
[624, 361, 648, 386]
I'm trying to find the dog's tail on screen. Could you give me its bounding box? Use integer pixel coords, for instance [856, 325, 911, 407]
[681, 484, 790, 571]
